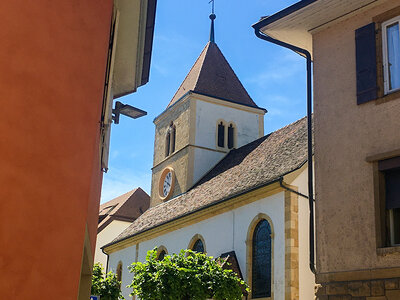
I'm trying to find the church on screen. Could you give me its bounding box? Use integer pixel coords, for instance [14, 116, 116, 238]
[102, 13, 315, 300]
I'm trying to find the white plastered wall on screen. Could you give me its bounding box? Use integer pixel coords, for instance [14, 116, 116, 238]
[194, 99, 262, 149]
[108, 244, 137, 298]
[192, 99, 263, 184]
[95, 220, 132, 269]
[192, 148, 225, 184]
[108, 191, 287, 300]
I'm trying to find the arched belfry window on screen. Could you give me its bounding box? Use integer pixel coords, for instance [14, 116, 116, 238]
[252, 219, 272, 298]
[217, 121, 225, 148]
[228, 123, 235, 149]
[165, 122, 176, 157]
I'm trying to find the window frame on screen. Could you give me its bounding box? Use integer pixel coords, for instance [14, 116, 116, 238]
[165, 122, 176, 157]
[382, 15, 400, 95]
[246, 214, 274, 300]
[372, 6, 400, 104]
[368, 151, 400, 251]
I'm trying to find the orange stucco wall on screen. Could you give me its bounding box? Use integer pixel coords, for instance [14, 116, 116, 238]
[0, 0, 113, 299]
[313, 1, 400, 277]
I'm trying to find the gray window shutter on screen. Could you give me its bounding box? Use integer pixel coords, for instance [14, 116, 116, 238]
[355, 23, 378, 104]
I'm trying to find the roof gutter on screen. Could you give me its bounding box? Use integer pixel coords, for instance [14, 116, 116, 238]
[253, 25, 315, 274]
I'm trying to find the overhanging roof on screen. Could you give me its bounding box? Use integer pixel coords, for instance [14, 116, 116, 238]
[113, 0, 157, 98]
[253, 0, 384, 55]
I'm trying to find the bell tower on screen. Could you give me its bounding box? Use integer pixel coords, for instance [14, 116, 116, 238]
[150, 12, 266, 207]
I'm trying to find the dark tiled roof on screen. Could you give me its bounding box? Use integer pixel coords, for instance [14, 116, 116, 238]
[98, 187, 150, 233]
[167, 42, 258, 108]
[108, 117, 309, 246]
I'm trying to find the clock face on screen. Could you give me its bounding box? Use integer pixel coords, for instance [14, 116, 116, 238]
[163, 171, 172, 197]
[159, 167, 175, 200]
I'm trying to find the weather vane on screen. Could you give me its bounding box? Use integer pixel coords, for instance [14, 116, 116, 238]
[208, 0, 216, 43]
[209, 0, 215, 14]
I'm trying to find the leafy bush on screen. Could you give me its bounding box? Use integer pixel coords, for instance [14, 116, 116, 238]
[91, 263, 124, 300]
[128, 249, 249, 300]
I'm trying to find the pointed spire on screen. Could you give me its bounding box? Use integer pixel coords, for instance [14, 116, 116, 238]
[166, 42, 258, 109]
[209, 13, 216, 43]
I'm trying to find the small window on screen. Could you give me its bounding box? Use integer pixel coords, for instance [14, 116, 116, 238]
[192, 239, 205, 253]
[165, 123, 176, 157]
[383, 16, 400, 94]
[218, 122, 225, 147]
[228, 124, 234, 149]
[165, 131, 171, 157]
[171, 125, 176, 153]
[378, 156, 400, 246]
[252, 219, 272, 298]
[116, 262, 122, 288]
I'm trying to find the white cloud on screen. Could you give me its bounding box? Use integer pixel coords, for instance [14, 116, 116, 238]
[245, 52, 305, 88]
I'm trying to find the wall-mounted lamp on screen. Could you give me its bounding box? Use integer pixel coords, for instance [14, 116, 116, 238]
[112, 101, 147, 124]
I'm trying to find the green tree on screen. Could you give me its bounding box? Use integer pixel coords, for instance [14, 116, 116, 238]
[91, 263, 124, 300]
[128, 249, 249, 300]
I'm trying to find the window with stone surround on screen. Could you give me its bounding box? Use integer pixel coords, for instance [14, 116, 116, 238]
[379, 156, 400, 247]
[382, 16, 400, 95]
[165, 122, 176, 157]
[251, 219, 272, 298]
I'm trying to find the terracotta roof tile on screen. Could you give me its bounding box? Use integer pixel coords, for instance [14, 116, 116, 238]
[167, 42, 258, 108]
[106, 117, 309, 246]
[98, 187, 150, 233]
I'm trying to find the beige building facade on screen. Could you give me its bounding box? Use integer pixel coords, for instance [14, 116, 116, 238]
[254, 0, 400, 299]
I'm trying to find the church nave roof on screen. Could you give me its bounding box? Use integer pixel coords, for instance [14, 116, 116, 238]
[105, 116, 310, 247]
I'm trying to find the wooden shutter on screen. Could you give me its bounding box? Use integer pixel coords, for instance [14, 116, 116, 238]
[355, 23, 378, 104]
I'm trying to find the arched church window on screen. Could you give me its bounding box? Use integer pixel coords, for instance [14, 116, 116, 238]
[157, 246, 168, 260]
[228, 123, 235, 149]
[192, 239, 205, 253]
[158, 250, 166, 260]
[252, 219, 272, 298]
[217, 121, 225, 147]
[116, 262, 122, 288]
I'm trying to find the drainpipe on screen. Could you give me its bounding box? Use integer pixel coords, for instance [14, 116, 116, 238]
[253, 27, 316, 274]
[102, 247, 110, 273]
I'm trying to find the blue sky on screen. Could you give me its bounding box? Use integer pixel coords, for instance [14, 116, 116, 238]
[101, 0, 305, 203]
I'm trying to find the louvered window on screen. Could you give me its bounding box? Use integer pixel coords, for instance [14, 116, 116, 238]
[218, 122, 225, 147]
[165, 131, 170, 157]
[228, 124, 234, 149]
[252, 219, 272, 298]
[165, 123, 176, 157]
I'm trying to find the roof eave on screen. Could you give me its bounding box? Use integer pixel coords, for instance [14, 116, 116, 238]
[112, 0, 157, 99]
[253, 0, 384, 57]
[252, 0, 317, 30]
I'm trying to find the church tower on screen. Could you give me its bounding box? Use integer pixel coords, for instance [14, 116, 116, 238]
[150, 13, 266, 206]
